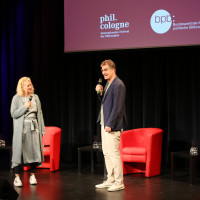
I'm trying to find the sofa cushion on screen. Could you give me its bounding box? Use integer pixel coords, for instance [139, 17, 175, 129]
[43, 147, 50, 156]
[122, 147, 146, 155]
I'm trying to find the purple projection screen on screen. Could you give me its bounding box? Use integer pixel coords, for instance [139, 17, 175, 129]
[64, 0, 200, 52]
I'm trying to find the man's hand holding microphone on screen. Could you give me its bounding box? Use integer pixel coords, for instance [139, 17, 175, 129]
[95, 78, 103, 96]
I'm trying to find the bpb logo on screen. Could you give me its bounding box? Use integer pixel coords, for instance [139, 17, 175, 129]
[150, 9, 172, 34]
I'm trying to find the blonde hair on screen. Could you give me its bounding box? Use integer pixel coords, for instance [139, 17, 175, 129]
[16, 77, 34, 96]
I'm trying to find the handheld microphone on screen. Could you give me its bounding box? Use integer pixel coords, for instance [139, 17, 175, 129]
[29, 95, 32, 102]
[97, 78, 102, 95]
[98, 78, 102, 84]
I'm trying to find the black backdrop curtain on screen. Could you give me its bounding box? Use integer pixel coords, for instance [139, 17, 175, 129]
[1, 0, 200, 166]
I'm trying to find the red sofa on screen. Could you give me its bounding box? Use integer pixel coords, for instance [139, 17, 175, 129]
[119, 128, 163, 177]
[24, 126, 61, 172]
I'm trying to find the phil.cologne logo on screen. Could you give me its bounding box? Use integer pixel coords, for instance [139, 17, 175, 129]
[150, 9, 172, 34]
[99, 13, 130, 38]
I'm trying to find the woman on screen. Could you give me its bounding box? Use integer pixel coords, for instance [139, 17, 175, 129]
[10, 77, 45, 187]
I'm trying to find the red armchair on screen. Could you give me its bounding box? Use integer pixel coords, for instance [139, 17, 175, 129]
[24, 126, 61, 172]
[119, 128, 163, 177]
[38, 126, 61, 171]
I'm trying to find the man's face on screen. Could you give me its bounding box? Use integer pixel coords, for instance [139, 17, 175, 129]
[101, 64, 115, 81]
[23, 80, 33, 95]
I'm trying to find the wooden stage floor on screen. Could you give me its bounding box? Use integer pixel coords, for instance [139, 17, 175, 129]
[0, 163, 200, 200]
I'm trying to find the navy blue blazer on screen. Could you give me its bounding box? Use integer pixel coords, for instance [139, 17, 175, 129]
[97, 76, 127, 131]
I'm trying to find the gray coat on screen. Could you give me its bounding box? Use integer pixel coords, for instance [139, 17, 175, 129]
[10, 94, 45, 168]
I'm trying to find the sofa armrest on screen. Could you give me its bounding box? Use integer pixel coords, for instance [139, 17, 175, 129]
[49, 127, 61, 171]
[146, 131, 163, 177]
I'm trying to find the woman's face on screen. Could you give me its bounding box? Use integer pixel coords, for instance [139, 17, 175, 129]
[23, 80, 33, 96]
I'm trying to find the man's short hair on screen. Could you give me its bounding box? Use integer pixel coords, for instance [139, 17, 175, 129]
[101, 59, 116, 70]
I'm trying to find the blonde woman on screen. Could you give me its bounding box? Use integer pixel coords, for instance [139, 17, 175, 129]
[10, 77, 45, 187]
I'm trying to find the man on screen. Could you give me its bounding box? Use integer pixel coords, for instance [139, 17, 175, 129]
[95, 59, 127, 192]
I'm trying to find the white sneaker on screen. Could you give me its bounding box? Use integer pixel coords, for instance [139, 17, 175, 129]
[29, 174, 37, 185]
[108, 183, 125, 192]
[14, 176, 22, 187]
[95, 181, 114, 189]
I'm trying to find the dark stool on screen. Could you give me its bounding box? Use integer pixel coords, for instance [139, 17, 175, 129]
[0, 146, 12, 169]
[171, 151, 200, 184]
[78, 145, 106, 176]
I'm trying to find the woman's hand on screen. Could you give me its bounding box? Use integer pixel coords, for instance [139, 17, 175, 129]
[25, 101, 31, 108]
